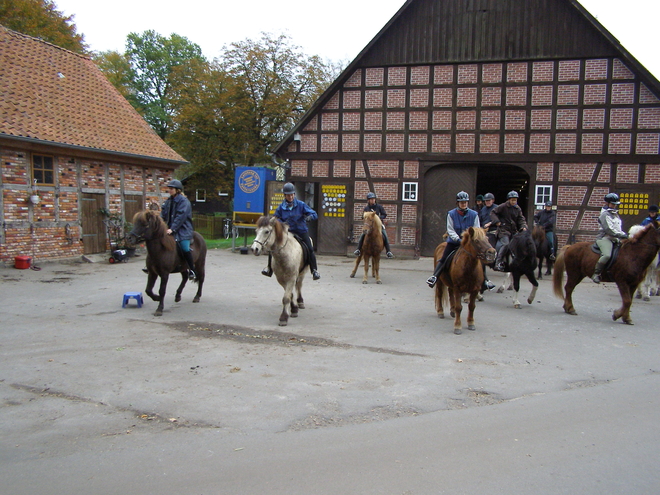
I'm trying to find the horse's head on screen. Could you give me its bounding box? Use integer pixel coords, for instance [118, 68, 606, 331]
[362, 211, 382, 234]
[463, 227, 496, 263]
[252, 216, 285, 256]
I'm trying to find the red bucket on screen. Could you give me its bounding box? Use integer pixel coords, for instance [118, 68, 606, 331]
[15, 256, 31, 269]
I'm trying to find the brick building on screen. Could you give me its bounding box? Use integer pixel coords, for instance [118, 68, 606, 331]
[273, 0, 660, 257]
[0, 26, 186, 265]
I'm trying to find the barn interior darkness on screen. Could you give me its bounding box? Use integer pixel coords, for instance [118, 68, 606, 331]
[476, 164, 530, 214]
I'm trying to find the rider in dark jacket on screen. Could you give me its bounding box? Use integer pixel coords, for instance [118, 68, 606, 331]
[161, 179, 196, 280]
[354, 192, 394, 258]
[533, 201, 556, 260]
[491, 190, 528, 271]
[479, 193, 498, 248]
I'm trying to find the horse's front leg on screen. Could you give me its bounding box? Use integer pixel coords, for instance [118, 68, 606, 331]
[279, 280, 295, 326]
[496, 272, 511, 293]
[466, 292, 477, 331]
[193, 266, 204, 303]
[145, 272, 160, 301]
[362, 255, 370, 284]
[563, 273, 583, 315]
[450, 289, 463, 334]
[175, 272, 188, 303]
[350, 255, 362, 279]
[613, 282, 634, 325]
[373, 256, 382, 284]
[537, 258, 543, 280]
[526, 271, 539, 305]
[512, 272, 522, 309]
[154, 273, 169, 316]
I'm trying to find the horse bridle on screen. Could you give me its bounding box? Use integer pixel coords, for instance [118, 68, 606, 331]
[459, 239, 493, 261]
[254, 227, 289, 254]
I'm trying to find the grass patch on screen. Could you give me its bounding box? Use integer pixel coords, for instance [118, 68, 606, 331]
[204, 234, 255, 250]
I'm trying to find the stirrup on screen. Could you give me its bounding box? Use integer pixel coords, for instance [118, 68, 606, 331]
[353, 249, 361, 256]
[312, 270, 321, 280]
[386, 251, 394, 259]
[484, 279, 495, 291]
[188, 270, 196, 281]
[142, 267, 148, 274]
[494, 261, 505, 272]
[549, 254, 556, 261]
[426, 275, 437, 288]
[262, 267, 273, 277]
[591, 273, 601, 284]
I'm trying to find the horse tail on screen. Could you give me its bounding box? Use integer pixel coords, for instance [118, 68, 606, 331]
[434, 283, 449, 314]
[553, 247, 566, 299]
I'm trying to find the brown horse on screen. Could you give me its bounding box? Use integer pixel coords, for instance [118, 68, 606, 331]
[532, 225, 553, 279]
[251, 216, 308, 326]
[127, 210, 206, 316]
[553, 222, 660, 324]
[434, 227, 496, 334]
[350, 211, 384, 284]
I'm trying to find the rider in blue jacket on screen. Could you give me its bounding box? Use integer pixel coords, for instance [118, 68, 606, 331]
[262, 182, 320, 280]
[160, 179, 196, 280]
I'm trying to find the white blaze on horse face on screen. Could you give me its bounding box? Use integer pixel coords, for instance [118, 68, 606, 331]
[251, 228, 270, 255]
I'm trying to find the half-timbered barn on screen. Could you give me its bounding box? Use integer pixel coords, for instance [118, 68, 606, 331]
[0, 26, 186, 265]
[273, 0, 660, 257]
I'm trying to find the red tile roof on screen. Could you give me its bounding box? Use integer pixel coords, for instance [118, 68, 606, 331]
[0, 26, 185, 163]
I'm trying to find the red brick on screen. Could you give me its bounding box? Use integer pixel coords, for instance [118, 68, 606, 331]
[585, 59, 608, 80]
[482, 63, 503, 84]
[388, 67, 407, 86]
[365, 68, 384, 87]
[434, 65, 454, 85]
[458, 64, 478, 84]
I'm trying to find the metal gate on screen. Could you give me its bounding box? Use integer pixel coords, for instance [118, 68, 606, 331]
[81, 193, 106, 254]
[421, 165, 477, 257]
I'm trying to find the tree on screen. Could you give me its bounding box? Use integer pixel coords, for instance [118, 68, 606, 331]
[92, 50, 134, 101]
[0, 0, 86, 53]
[124, 30, 206, 139]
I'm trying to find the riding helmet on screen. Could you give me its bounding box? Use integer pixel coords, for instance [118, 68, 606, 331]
[476, 194, 484, 201]
[367, 192, 377, 200]
[545, 201, 553, 207]
[649, 204, 659, 213]
[456, 191, 470, 202]
[604, 192, 620, 205]
[282, 182, 296, 194]
[484, 193, 495, 201]
[167, 179, 183, 190]
[507, 191, 519, 199]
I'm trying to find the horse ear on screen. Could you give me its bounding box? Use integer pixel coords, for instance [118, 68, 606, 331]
[467, 226, 475, 236]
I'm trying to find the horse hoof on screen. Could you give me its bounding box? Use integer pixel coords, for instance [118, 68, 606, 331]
[468, 325, 476, 331]
[154, 310, 162, 317]
[377, 280, 382, 284]
[437, 313, 445, 319]
[477, 294, 484, 302]
[496, 287, 504, 294]
[625, 320, 634, 325]
[278, 320, 288, 326]
[175, 295, 181, 303]
[643, 296, 650, 302]
[514, 304, 521, 309]
[362, 280, 368, 284]
[569, 310, 577, 315]
[298, 303, 305, 309]
[450, 311, 455, 318]
[193, 297, 200, 303]
[350, 273, 355, 278]
[527, 298, 534, 305]
[454, 328, 462, 335]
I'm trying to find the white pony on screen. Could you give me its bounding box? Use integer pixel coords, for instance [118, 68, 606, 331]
[629, 224, 660, 301]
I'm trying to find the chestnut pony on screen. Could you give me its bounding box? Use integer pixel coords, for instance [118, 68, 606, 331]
[553, 221, 660, 324]
[350, 211, 384, 284]
[127, 210, 206, 316]
[434, 227, 496, 334]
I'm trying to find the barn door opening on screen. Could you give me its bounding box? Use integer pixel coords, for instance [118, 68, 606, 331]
[81, 193, 106, 254]
[475, 164, 531, 217]
[421, 165, 477, 257]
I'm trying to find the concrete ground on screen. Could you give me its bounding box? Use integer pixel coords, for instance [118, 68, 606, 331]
[1, 248, 659, 494]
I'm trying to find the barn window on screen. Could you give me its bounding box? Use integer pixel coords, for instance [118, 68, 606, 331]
[535, 185, 552, 206]
[196, 189, 206, 202]
[403, 182, 418, 201]
[33, 154, 54, 185]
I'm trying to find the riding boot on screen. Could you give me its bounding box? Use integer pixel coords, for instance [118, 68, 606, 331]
[591, 266, 603, 284]
[262, 253, 273, 277]
[354, 233, 365, 256]
[183, 250, 196, 280]
[426, 259, 445, 288]
[382, 229, 394, 258]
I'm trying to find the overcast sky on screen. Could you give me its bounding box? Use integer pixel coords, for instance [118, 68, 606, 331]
[54, 0, 660, 78]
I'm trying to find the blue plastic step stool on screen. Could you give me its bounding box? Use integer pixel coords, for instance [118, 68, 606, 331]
[122, 292, 143, 308]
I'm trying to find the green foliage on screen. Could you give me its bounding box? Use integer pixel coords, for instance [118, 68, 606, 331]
[91, 50, 133, 100]
[0, 0, 87, 53]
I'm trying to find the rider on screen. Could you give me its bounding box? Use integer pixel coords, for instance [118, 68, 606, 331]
[491, 190, 528, 271]
[160, 179, 196, 280]
[353, 192, 394, 259]
[474, 194, 484, 213]
[426, 191, 493, 290]
[262, 182, 321, 280]
[591, 192, 628, 283]
[641, 204, 659, 226]
[479, 192, 498, 248]
[533, 201, 557, 261]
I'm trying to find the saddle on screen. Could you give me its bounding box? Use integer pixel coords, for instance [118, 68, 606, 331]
[590, 241, 620, 272]
[292, 234, 311, 272]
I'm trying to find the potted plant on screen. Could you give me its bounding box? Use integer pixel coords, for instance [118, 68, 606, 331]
[98, 208, 136, 257]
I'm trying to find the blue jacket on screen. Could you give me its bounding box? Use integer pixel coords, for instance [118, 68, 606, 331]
[161, 193, 194, 241]
[275, 198, 317, 235]
[641, 215, 658, 227]
[447, 208, 480, 244]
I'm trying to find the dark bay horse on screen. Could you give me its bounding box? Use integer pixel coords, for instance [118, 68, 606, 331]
[350, 211, 384, 284]
[553, 222, 660, 324]
[499, 230, 539, 309]
[252, 216, 308, 326]
[127, 210, 206, 316]
[532, 225, 553, 279]
[434, 227, 496, 334]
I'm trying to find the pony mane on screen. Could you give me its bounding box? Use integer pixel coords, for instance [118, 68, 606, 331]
[627, 223, 656, 244]
[258, 215, 285, 245]
[135, 210, 175, 251]
[363, 211, 383, 230]
[461, 226, 486, 245]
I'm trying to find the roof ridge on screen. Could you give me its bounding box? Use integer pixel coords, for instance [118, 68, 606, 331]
[0, 24, 91, 60]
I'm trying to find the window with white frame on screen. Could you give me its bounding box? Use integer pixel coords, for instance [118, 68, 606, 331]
[196, 189, 206, 202]
[403, 182, 418, 201]
[535, 185, 552, 206]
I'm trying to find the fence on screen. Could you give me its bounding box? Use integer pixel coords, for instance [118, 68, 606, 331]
[193, 214, 226, 239]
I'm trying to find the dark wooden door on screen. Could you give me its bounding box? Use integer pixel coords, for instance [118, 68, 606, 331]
[318, 183, 351, 255]
[421, 165, 477, 257]
[81, 193, 106, 254]
[124, 194, 142, 226]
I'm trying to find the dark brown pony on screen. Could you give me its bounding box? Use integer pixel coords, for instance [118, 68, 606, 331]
[553, 222, 660, 324]
[433, 227, 496, 334]
[127, 210, 206, 316]
[532, 225, 553, 279]
[350, 211, 384, 284]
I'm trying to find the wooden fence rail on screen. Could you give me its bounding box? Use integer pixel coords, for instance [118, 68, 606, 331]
[193, 214, 226, 239]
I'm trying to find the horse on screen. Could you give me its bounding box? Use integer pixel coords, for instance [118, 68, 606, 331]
[532, 224, 554, 279]
[251, 215, 308, 326]
[350, 211, 384, 284]
[629, 225, 660, 301]
[553, 221, 660, 324]
[433, 227, 496, 334]
[127, 210, 206, 316]
[498, 230, 539, 309]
